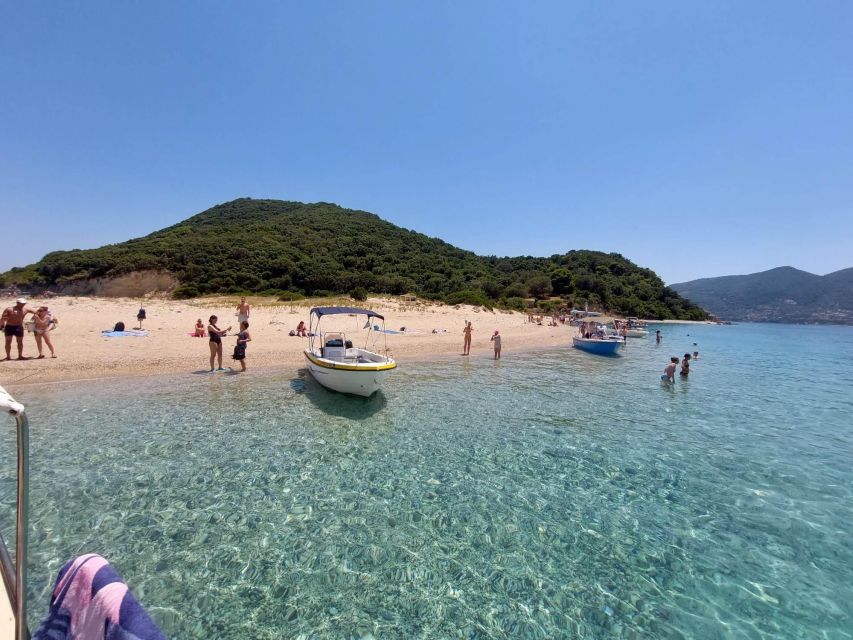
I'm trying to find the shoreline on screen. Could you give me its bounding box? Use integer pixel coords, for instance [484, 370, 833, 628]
[0, 296, 587, 388]
[0, 295, 713, 390]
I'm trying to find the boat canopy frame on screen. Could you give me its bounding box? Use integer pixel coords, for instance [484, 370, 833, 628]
[307, 307, 391, 359]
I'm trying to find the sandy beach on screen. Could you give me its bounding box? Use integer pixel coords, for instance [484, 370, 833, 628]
[0, 296, 604, 387]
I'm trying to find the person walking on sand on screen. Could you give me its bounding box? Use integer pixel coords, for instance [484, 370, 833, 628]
[32, 306, 57, 358]
[207, 315, 231, 371]
[136, 305, 146, 329]
[236, 297, 251, 325]
[662, 356, 678, 383]
[232, 321, 252, 372]
[462, 321, 473, 355]
[680, 353, 691, 377]
[491, 330, 502, 359]
[1, 298, 34, 361]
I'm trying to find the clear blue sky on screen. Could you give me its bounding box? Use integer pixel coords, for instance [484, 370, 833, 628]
[1, 1, 851, 284]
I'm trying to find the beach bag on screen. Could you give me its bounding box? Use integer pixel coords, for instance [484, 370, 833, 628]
[114, 321, 125, 331]
[289, 330, 296, 336]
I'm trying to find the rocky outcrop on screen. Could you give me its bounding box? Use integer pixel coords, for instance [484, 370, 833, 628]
[56, 271, 178, 297]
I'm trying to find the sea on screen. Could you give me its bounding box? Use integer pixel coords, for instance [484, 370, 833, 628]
[1, 322, 852, 639]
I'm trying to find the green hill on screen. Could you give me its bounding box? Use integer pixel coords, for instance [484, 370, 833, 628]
[1, 198, 706, 319]
[671, 266, 853, 324]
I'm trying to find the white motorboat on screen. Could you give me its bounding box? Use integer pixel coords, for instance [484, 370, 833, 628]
[304, 306, 397, 397]
[624, 328, 649, 338]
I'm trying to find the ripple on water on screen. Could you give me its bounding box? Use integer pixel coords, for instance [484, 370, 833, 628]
[0, 323, 852, 638]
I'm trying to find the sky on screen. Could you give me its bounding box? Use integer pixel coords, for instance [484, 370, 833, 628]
[1, 1, 851, 284]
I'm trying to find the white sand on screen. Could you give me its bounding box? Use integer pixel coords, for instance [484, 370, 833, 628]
[0, 296, 589, 386]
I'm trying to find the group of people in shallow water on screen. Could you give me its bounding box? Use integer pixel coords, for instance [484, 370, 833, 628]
[661, 345, 700, 384]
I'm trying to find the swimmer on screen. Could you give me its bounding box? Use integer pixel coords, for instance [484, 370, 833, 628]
[680, 353, 691, 377]
[662, 356, 678, 383]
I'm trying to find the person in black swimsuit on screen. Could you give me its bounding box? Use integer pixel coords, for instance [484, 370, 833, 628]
[207, 315, 231, 371]
[232, 321, 252, 372]
[680, 353, 691, 377]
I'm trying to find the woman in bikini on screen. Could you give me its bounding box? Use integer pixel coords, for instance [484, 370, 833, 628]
[207, 315, 231, 371]
[33, 307, 57, 358]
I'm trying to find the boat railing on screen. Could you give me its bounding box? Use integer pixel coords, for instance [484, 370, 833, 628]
[0, 384, 29, 640]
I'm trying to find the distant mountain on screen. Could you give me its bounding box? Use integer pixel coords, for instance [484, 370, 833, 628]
[671, 266, 853, 324]
[1, 198, 707, 320]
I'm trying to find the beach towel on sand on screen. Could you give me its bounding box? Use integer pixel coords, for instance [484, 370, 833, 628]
[101, 330, 149, 338]
[32, 554, 165, 640]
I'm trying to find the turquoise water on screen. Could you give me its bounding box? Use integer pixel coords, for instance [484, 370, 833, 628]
[1, 323, 852, 638]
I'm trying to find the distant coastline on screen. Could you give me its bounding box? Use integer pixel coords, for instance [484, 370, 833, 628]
[671, 266, 853, 326]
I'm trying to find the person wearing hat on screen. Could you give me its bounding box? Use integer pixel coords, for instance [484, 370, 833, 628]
[1, 298, 35, 361]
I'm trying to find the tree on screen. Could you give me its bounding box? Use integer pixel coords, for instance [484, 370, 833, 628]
[526, 275, 552, 301]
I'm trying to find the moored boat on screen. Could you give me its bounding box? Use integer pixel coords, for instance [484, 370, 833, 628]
[572, 320, 624, 355]
[304, 306, 397, 397]
[572, 336, 624, 355]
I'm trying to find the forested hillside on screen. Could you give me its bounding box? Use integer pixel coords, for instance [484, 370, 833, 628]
[671, 266, 853, 324]
[2, 199, 707, 319]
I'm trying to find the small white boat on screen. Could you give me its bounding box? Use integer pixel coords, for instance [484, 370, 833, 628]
[624, 328, 649, 338]
[304, 306, 397, 397]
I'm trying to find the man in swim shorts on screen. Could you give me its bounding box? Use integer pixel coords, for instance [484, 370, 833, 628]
[1, 298, 35, 361]
[663, 356, 678, 383]
[236, 297, 251, 324]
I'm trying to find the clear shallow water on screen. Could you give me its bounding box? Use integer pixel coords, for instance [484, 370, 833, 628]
[1, 323, 852, 638]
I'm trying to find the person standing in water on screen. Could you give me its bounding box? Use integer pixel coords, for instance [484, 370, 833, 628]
[662, 356, 678, 383]
[236, 297, 251, 325]
[680, 353, 691, 377]
[232, 321, 252, 372]
[462, 321, 473, 355]
[207, 315, 231, 371]
[655, 330, 662, 344]
[490, 330, 502, 359]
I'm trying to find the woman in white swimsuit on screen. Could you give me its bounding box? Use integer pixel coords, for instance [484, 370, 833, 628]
[33, 307, 57, 358]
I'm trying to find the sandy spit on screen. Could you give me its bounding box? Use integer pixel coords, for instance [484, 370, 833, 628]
[1, 296, 594, 389]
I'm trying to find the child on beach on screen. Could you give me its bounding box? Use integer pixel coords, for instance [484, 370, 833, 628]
[662, 357, 678, 383]
[193, 319, 205, 337]
[491, 330, 502, 359]
[233, 321, 251, 372]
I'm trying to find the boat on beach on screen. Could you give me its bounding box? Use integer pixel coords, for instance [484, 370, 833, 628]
[619, 317, 649, 338]
[572, 321, 624, 355]
[572, 335, 624, 355]
[304, 306, 397, 397]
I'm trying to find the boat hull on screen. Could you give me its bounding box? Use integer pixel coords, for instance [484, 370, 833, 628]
[572, 337, 623, 355]
[304, 351, 396, 397]
[625, 329, 649, 338]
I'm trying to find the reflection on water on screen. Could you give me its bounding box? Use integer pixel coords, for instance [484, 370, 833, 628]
[0, 323, 851, 638]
